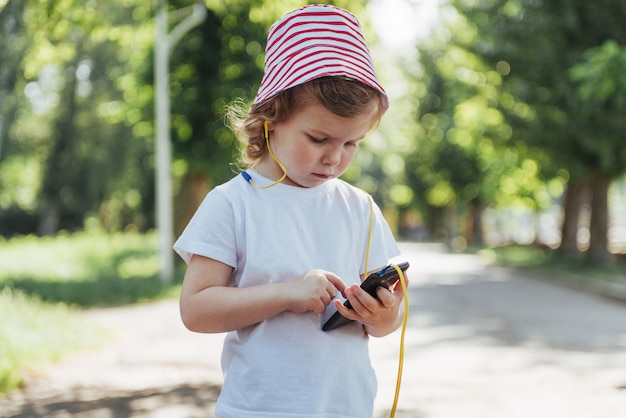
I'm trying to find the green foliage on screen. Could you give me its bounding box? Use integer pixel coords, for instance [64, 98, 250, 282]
[453, 0, 626, 178]
[0, 287, 105, 393]
[398, 11, 561, 241]
[402, 0, 625, 256]
[442, 0, 626, 261]
[1, 0, 156, 234]
[168, 0, 266, 182]
[567, 41, 626, 173]
[0, 0, 378, 237]
[569, 40, 626, 108]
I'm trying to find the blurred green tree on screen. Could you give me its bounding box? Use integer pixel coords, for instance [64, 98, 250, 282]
[0, 0, 376, 237]
[0, 0, 155, 234]
[401, 13, 554, 245]
[444, 0, 626, 261]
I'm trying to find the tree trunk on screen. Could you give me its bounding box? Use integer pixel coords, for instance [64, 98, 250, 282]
[426, 206, 446, 241]
[174, 170, 209, 236]
[464, 199, 485, 246]
[588, 172, 613, 264]
[37, 69, 79, 236]
[445, 204, 457, 244]
[0, 0, 28, 159]
[558, 179, 588, 257]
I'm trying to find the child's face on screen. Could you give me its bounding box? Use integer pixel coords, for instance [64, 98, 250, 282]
[266, 99, 380, 188]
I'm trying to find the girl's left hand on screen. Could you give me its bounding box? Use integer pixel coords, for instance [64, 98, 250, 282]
[333, 274, 408, 337]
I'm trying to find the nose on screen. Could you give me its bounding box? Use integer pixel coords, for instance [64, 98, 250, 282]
[322, 146, 342, 166]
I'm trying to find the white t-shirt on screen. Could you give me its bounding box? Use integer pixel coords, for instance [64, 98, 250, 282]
[174, 170, 400, 418]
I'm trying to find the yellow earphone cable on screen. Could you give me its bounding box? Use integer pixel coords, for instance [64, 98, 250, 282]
[244, 120, 287, 189]
[363, 195, 374, 277]
[363, 195, 408, 418]
[389, 263, 409, 418]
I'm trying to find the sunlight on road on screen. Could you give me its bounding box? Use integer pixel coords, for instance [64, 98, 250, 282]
[394, 242, 491, 280]
[373, 243, 626, 418]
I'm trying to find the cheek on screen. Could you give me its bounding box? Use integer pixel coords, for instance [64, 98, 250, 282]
[341, 148, 357, 164]
[288, 143, 315, 166]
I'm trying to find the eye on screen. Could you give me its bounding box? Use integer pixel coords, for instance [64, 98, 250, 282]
[308, 135, 326, 144]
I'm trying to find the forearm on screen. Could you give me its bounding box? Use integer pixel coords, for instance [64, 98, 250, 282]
[180, 282, 290, 333]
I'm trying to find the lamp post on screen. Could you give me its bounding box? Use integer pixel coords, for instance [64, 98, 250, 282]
[154, 0, 206, 283]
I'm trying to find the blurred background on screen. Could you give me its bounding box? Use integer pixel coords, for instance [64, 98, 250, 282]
[1, 0, 625, 398]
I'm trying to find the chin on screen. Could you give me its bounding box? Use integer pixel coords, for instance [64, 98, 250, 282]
[285, 174, 326, 188]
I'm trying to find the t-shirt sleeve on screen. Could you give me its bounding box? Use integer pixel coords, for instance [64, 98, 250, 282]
[173, 188, 238, 268]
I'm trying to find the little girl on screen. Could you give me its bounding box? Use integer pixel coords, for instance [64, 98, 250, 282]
[174, 5, 406, 417]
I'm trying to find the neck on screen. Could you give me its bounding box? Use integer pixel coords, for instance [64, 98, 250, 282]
[254, 158, 297, 186]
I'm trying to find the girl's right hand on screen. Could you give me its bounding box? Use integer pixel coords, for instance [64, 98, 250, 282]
[181, 256, 348, 333]
[283, 270, 347, 314]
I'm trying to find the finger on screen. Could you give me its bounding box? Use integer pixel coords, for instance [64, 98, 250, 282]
[322, 291, 333, 307]
[396, 273, 409, 289]
[325, 272, 347, 293]
[346, 285, 376, 315]
[325, 282, 337, 300]
[391, 274, 409, 299]
[316, 291, 334, 312]
[313, 302, 325, 314]
[375, 287, 395, 307]
[334, 299, 358, 320]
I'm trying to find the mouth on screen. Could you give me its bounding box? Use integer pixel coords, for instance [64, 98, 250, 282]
[312, 173, 334, 180]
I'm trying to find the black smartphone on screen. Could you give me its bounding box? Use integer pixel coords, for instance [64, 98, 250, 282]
[322, 261, 409, 331]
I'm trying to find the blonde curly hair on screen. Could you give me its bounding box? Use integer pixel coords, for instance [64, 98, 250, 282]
[227, 77, 386, 169]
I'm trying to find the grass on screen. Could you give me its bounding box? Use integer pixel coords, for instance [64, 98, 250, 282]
[478, 244, 626, 295]
[0, 288, 105, 393]
[0, 230, 182, 306]
[0, 230, 184, 394]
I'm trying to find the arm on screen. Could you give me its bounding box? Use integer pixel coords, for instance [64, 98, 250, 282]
[179, 254, 347, 333]
[333, 272, 409, 337]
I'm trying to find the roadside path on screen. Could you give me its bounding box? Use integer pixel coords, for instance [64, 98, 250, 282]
[2, 243, 626, 417]
[1, 300, 225, 418]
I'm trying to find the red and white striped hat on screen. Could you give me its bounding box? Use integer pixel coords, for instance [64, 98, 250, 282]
[252, 4, 388, 110]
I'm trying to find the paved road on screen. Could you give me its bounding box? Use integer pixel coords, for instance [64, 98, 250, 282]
[373, 243, 626, 418]
[2, 242, 626, 417]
